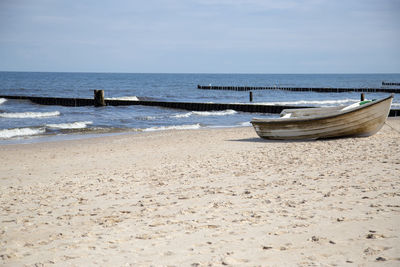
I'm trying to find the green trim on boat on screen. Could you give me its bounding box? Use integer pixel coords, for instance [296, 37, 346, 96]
[360, 100, 372, 105]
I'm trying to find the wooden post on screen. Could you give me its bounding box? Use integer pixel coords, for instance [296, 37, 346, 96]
[249, 91, 253, 102]
[360, 93, 365, 101]
[94, 90, 105, 107]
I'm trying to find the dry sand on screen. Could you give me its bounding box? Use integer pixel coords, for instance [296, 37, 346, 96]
[1, 118, 400, 266]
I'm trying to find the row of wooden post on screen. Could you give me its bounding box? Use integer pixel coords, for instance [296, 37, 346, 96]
[251, 92, 365, 102]
[93, 90, 256, 106]
[94, 90, 365, 106]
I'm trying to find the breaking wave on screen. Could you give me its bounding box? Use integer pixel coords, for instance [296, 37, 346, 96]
[0, 127, 45, 139]
[143, 124, 202, 132]
[173, 109, 237, 118]
[173, 113, 192, 118]
[106, 96, 139, 101]
[239, 121, 252, 127]
[46, 121, 93, 129]
[256, 99, 359, 106]
[193, 110, 237, 116]
[0, 111, 60, 119]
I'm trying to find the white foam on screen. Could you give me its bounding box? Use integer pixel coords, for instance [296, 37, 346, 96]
[143, 124, 201, 132]
[106, 96, 139, 101]
[193, 110, 237, 116]
[173, 109, 237, 118]
[0, 127, 45, 139]
[0, 111, 60, 119]
[255, 99, 358, 106]
[391, 103, 400, 107]
[240, 121, 252, 126]
[46, 121, 93, 130]
[173, 112, 192, 118]
[0, 98, 7, 105]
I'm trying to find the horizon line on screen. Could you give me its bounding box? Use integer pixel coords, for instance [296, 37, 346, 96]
[1, 70, 400, 75]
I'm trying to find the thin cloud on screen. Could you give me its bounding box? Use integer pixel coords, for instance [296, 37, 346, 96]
[0, 0, 398, 72]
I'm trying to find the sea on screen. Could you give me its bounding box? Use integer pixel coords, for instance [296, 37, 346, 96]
[0, 72, 399, 144]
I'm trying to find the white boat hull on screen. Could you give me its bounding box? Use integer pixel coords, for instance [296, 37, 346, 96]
[251, 95, 393, 140]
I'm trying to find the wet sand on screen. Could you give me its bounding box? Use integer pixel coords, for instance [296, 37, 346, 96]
[1, 118, 400, 266]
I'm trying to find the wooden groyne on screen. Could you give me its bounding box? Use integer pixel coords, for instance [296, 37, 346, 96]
[0, 95, 94, 107]
[1, 94, 399, 117]
[197, 85, 400, 93]
[0, 94, 306, 113]
[382, 82, 400, 86]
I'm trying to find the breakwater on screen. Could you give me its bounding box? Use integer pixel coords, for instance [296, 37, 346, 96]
[197, 85, 400, 93]
[382, 82, 400, 86]
[1, 95, 399, 117]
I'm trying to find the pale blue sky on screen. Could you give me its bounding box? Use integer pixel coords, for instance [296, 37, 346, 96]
[0, 0, 399, 73]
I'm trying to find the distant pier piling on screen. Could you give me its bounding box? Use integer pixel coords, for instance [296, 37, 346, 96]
[197, 84, 399, 93]
[382, 82, 400, 86]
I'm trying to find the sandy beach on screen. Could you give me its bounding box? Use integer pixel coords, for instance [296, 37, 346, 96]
[1, 118, 399, 266]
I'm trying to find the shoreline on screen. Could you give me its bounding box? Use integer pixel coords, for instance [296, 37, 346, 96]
[1, 116, 399, 146]
[1, 119, 400, 265]
[0, 124, 251, 146]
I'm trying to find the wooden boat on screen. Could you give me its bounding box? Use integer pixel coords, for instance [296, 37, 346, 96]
[251, 94, 393, 140]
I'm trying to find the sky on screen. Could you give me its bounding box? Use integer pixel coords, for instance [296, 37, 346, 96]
[0, 0, 399, 73]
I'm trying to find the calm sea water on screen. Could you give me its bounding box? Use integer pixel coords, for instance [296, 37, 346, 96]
[0, 72, 399, 143]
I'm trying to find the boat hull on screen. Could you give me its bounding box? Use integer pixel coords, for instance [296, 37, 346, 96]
[251, 95, 393, 140]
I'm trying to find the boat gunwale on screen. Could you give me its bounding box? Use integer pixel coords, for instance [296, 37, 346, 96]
[251, 94, 393, 125]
